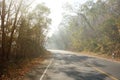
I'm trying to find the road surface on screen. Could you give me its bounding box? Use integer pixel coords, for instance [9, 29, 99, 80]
[24, 50, 120, 80]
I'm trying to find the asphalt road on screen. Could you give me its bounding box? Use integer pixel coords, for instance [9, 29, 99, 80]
[42, 50, 120, 80]
[24, 50, 120, 80]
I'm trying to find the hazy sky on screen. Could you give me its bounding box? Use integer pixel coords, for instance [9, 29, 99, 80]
[32, 0, 89, 36]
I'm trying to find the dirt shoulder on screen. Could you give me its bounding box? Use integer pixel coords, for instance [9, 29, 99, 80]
[77, 51, 120, 63]
[0, 51, 51, 80]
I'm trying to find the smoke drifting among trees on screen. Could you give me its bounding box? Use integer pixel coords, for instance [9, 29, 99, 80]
[0, 0, 51, 61]
[47, 0, 120, 55]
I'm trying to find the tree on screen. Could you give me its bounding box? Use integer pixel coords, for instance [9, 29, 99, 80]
[0, 0, 51, 60]
[59, 0, 120, 55]
[16, 3, 51, 59]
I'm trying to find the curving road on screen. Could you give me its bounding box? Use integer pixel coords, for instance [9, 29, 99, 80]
[42, 50, 120, 80]
[23, 50, 120, 80]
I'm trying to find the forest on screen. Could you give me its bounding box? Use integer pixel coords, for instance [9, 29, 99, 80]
[48, 0, 120, 56]
[0, 0, 120, 79]
[0, 0, 51, 79]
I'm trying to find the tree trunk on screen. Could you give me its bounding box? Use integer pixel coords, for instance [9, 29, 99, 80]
[7, 0, 23, 60]
[1, 0, 6, 60]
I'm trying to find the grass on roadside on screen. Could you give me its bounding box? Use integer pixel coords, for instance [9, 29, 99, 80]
[80, 51, 120, 62]
[0, 51, 51, 80]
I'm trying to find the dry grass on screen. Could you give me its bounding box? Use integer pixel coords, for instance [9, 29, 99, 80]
[80, 51, 120, 62]
[0, 51, 51, 80]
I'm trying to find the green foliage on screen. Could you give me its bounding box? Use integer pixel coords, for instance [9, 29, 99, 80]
[16, 3, 51, 59]
[0, 0, 51, 61]
[61, 0, 120, 55]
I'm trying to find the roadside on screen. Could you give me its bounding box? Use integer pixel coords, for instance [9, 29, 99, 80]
[78, 51, 120, 63]
[43, 50, 120, 80]
[48, 50, 120, 63]
[0, 51, 51, 80]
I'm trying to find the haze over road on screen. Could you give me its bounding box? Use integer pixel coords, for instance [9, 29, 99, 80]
[42, 50, 120, 80]
[24, 50, 120, 80]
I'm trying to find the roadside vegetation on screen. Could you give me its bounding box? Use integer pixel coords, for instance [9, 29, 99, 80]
[47, 0, 120, 59]
[0, 0, 51, 79]
[0, 0, 120, 79]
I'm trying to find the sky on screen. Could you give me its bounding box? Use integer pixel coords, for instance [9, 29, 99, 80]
[32, 0, 89, 37]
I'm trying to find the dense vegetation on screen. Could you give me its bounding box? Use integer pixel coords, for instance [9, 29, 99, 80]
[0, 0, 51, 77]
[0, 0, 120, 79]
[48, 0, 120, 56]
